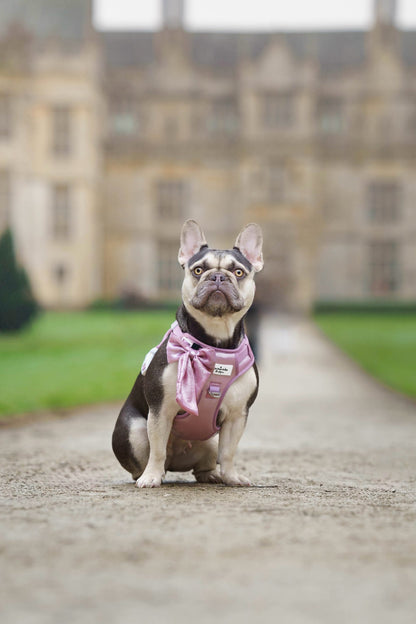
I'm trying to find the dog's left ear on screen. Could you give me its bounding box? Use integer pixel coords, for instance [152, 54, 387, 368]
[234, 223, 264, 272]
[178, 219, 208, 267]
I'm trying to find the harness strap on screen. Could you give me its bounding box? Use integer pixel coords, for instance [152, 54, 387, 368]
[169, 322, 255, 441]
[141, 321, 255, 441]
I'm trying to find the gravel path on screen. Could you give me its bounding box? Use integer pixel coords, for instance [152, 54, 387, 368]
[1, 316, 416, 624]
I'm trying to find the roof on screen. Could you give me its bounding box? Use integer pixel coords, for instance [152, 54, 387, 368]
[0, 0, 91, 41]
[191, 31, 368, 72]
[400, 30, 416, 66]
[1, 1, 414, 71]
[101, 28, 416, 73]
[101, 32, 154, 67]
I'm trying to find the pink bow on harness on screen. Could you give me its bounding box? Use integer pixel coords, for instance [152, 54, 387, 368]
[166, 326, 216, 416]
[140, 320, 255, 441]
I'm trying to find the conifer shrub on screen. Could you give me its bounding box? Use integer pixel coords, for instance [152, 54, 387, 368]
[0, 228, 38, 332]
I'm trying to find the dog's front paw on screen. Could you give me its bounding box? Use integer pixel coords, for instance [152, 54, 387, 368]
[221, 472, 252, 487]
[136, 472, 163, 488]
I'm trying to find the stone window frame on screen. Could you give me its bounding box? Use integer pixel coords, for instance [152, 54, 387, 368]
[250, 161, 287, 204]
[367, 180, 401, 223]
[52, 263, 69, 285]
[368, 239, 399, 295]
[155, 179, 187, 220]
[164, 116, 180, 141]
[110, 95, 140, 136]
[317, 96, 346, 135]
[266, 163, 287, 203]
[262, 92, 295, 129]
[208, 97, 239, 135]
[0, 93, 12, 140]
[52, 105, 72, 157]
[52, 184, 71, 240]
[157, 240, 183, 294]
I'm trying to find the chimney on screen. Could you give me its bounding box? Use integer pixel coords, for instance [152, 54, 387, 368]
[162, 0, 185, 30]
[374, 0, 397, 27]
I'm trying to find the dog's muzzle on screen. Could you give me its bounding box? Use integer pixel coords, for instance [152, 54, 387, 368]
[208, 271, 230, 285]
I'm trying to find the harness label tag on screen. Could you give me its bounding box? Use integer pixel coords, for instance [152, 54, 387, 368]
[214, 363, 233, 376]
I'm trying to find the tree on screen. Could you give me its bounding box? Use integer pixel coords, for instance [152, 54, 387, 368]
[0, 228, 38, 332]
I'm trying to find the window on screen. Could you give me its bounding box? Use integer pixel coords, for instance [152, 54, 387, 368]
[111, 97, 139, 136]
[52, 106, 72, 156]
[208, 98, 239, 135]
[407, 106, 416, 134]
[165, 116, 179, 141]
[267, 165, 286, 203]
[0, 94, 12, 140]
[157, 241, 182, 294]
[317, 97, 345, 134]
[377, 115, 393, 142]
[251, 164, 286, 204]
[155, 180, 187, 220]
[52, 185, 71, 240]
[0, 170, 10, 227]
[322, 195, 342, 222]
[263, 94, 294, 129]
[53, 263, 68, 284]
[368, 240, 399, 294]
[368, 182, 401, 223]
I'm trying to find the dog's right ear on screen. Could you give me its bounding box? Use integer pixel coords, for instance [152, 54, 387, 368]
[178, 220, 208, 267]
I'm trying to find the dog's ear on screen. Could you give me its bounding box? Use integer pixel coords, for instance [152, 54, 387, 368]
[178, 220, 208, 267]
[234, 223, 264, 272]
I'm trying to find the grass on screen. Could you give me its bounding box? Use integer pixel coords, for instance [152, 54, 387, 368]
[314, 312, 416, 399]
[3, 309, 415, 420]
[0, 310, 175, 419]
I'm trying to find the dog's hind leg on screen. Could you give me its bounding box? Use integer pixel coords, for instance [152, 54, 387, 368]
[112, 407, 149, 481]
[192, 439, 223, 484]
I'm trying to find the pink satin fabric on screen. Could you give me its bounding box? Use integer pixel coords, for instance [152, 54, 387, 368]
[141, 321, 255, 440]
[166, 325, 216, 416]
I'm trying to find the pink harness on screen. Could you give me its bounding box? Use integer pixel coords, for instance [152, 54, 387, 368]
[141, 321, 255, 441]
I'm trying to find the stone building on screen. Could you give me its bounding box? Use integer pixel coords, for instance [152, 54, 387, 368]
[0, 0, 415, 310]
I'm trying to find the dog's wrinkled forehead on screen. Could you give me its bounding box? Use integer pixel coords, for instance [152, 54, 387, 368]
[188, 247, 253, 272]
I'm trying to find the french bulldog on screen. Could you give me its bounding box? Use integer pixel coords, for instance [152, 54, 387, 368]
[112, 219, 263, 488]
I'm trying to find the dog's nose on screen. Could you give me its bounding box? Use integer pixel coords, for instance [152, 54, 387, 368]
[209, 272, 227, 283]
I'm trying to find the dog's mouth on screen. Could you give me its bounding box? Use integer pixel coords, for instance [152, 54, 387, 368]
[191, 281, 244, 316]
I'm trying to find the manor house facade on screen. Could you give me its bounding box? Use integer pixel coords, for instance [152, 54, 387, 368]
[0, 0, 415, 310]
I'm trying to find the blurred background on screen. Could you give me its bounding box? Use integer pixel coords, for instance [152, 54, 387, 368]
[1, 0, 416, 313]
[1, 0, 416, 417]
[2, 8, 416, 622]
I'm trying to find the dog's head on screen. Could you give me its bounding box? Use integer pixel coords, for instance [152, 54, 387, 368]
[178, 220, 263, 321]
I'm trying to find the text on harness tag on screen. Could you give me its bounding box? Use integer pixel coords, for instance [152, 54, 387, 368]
[214, 363, 233, 376]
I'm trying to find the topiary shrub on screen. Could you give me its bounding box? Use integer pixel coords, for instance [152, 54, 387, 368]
[0, 228, 39, 332]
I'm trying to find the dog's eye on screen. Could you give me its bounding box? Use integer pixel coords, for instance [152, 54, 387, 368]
[234, 268, 245, 278]
[193, 267, 203, 276]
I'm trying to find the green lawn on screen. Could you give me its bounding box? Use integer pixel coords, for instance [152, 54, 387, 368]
[0, 310, 175, 419]
[314, 313, 416, 399]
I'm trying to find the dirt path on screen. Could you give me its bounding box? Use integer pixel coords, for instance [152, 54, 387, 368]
[1, 316, 416, 624]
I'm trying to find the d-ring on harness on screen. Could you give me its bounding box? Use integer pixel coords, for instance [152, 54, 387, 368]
[141, 321, 255, 441]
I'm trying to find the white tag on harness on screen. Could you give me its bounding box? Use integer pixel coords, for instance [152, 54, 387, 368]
[213, 363, 233, 376]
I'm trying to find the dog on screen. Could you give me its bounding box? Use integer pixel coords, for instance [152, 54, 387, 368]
[112, 219, 263, 488]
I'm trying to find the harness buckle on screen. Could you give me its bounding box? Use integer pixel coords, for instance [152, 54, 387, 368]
[207, 382, 221, 399]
